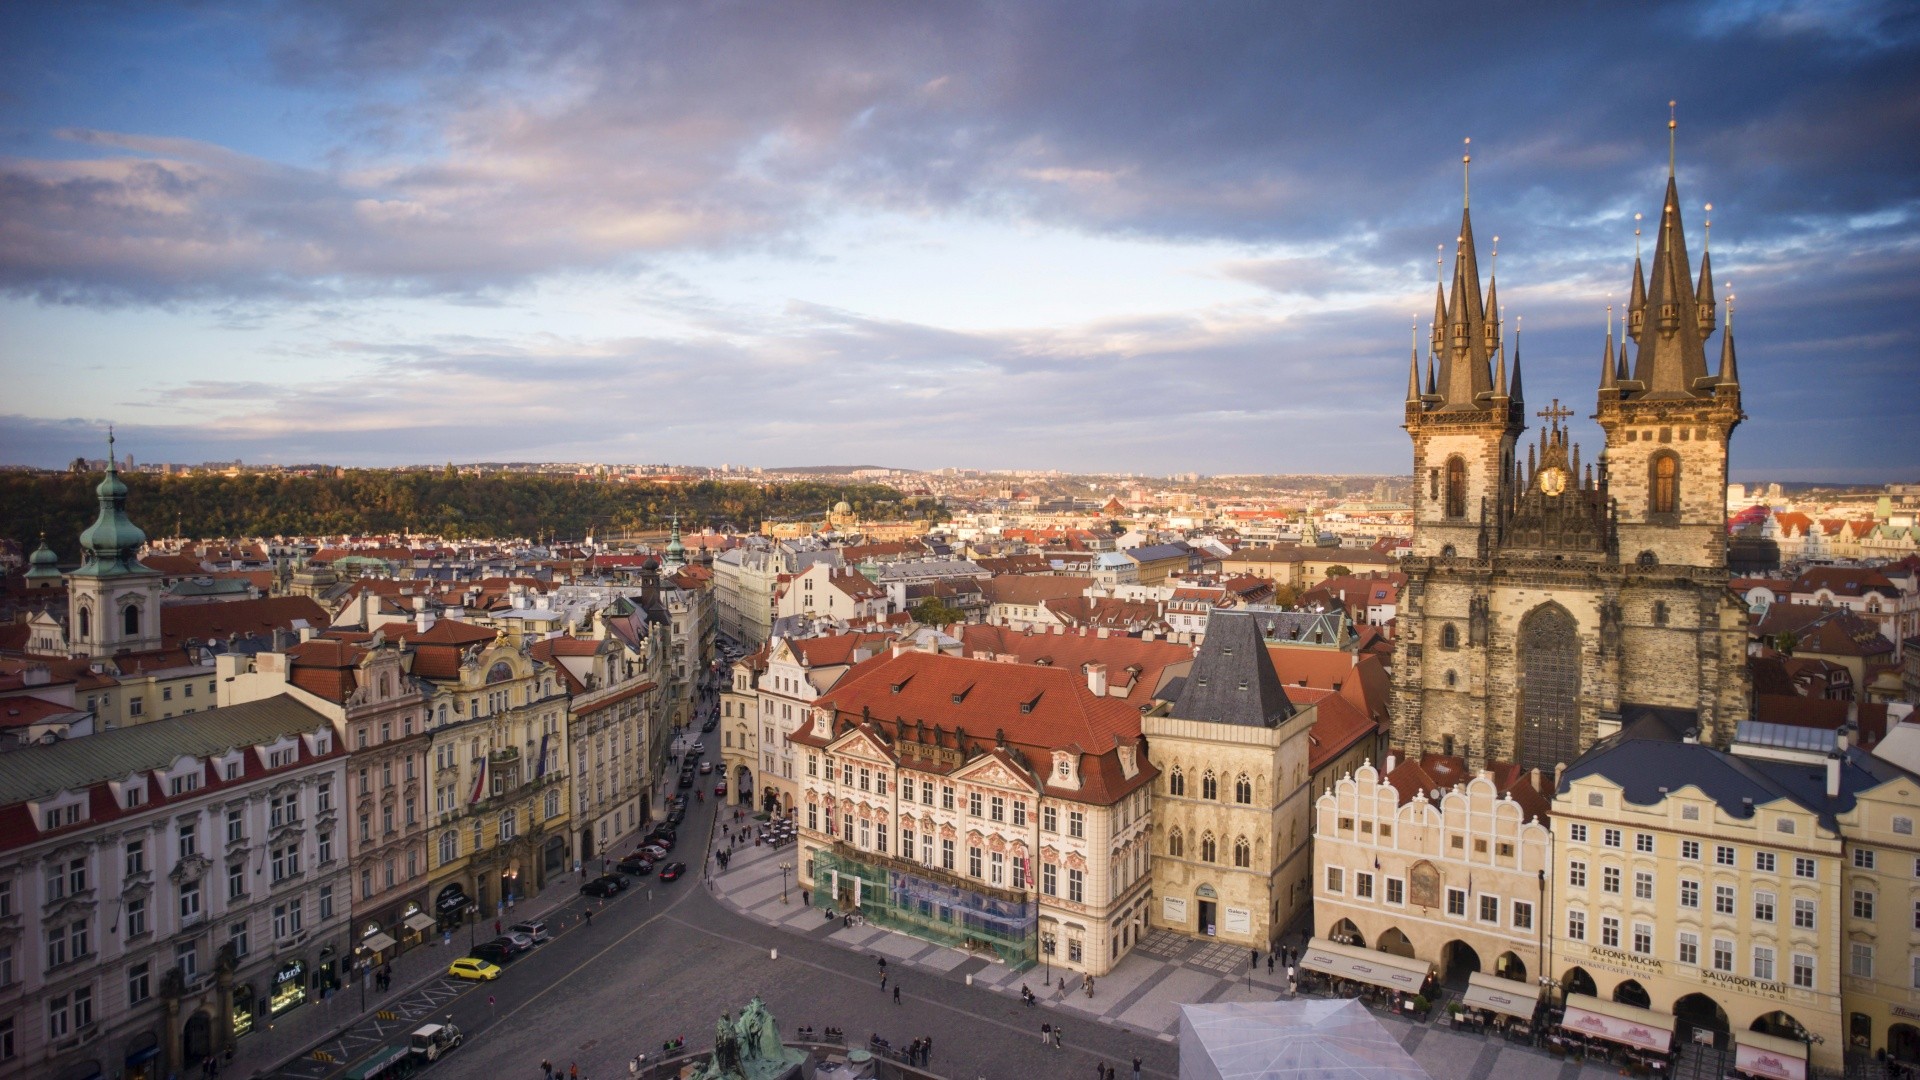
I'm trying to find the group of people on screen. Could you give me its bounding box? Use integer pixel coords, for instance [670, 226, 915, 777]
[869, 1032, 934, 1066]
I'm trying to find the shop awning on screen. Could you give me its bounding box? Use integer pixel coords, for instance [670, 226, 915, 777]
[343, 1044, 412, 1080]
[1460, 972, 1540, 1020]
[404, 913, 437, 933]
[1560, 994, 1675, 1054]
[1735, 1031, 1808, 1080]
[1298, 937, 1433, 993]
[361, 932, 398, 953]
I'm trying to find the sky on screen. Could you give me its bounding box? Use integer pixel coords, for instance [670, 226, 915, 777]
[1, 1, 1916, 481]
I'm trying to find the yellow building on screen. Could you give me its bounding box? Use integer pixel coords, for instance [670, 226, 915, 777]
[1552, 713, 1846, 1073]
[1146, 611, 1317, 948]
[1312, 754, 1553, 987]
[1829, 737, 1920, 1062]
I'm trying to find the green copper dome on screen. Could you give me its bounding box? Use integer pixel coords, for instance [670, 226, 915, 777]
[71, 435, 156, 581]
[664, 512, 686, 567]
[23, 536, 62, 582]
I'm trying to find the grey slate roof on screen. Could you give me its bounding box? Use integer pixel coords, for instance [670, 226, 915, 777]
[1559, 703, 1911, 831]
[0, 696, 334, 805]
[1170, 610, 1296, 728]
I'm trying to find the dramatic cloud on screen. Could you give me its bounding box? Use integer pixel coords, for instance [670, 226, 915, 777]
[0, 0, 1915, 478]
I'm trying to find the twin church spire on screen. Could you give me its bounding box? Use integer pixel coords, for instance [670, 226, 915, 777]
[1408, 138, 1523, 425]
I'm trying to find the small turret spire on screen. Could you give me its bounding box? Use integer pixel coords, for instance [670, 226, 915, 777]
[1718, 291, 1740, 386]
[1407, 322, 1421, 403]
[1600, 306, 1617, 391]
[1509, 317, 1524, 407]
[1696, 204, 1717, 335]
[1627, 214, 1647, 341]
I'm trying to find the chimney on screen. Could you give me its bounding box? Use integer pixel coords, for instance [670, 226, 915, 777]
[1529, 767, 1542, 793]
[416, 608, 436, 634]
[1836, 724, 1854, 752]
[1384, 752, 1397, 773]
[1553, 762, 1567, 788]
[1087, 663, 1108, 697]
[1825, 754, 1841, 799]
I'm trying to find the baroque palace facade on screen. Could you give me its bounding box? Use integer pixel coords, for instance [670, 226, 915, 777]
[1392, 143, 1750, 772]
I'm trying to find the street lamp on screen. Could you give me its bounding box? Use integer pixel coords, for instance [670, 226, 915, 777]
[467, 904, 478, 951]
[1041, 932, 1055, 982]
[779, 861, 793, 904]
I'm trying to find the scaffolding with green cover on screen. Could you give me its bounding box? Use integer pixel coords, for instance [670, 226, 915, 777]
[810, 845, 1037, 971]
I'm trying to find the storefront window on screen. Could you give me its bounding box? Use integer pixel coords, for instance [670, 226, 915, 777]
[270, 960, 307, 1016]
[231, 984, 256, 1038]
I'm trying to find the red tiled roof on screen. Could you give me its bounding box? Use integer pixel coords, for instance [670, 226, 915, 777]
[958, 625, 1192, 707]
[159, 596, 328, 649]
[0, 696, 86, 728]
[979, 575, 1093, 607]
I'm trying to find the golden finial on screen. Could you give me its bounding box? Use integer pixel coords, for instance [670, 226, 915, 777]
[1463, 137, 1472, 208]
[1703, 203, 1713, 253]
[1668, 100, 1678, 178]
[1490, 235, 1500, 277]
[1607, 302, 1614, 337]
[1634, 212, 1643, 260]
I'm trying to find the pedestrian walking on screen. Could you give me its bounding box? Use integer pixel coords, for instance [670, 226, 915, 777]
[893, 985, 901, 1005]
[1053, 1024, 1064, 1049]
[1041, 1023, 1050, 1045]
[543, 1059, 553, 1079]
[570, 1064, 579, 1080]
[879, 971, 888, 991]
[801, 889, 809, 906]
[1132, 1056, 1143, 1080]
[1267, 953, 1275, 975]
[1251, 948, 1259, 970]
[585, 908, 593, 926]
[496, 919, 503, 935]
[924, 1035, 932, 1062]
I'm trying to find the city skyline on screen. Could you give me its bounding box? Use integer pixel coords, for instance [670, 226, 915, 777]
[2, 2, 1917, 480]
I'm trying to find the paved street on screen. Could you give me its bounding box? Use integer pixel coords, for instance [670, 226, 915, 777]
[252, 726, 1645, 1080]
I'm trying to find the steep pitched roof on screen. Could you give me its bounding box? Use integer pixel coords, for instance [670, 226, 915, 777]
[159, 596, 328, 649]
[1171, 610, 1294, 728]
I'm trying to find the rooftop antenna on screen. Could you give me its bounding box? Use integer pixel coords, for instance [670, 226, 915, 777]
[1463, 137, 1472, 208]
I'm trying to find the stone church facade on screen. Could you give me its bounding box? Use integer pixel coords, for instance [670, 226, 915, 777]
[1393, 149, 1752, 772]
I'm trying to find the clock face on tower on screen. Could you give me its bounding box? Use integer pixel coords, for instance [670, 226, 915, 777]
[1539, 466, 1568, 496]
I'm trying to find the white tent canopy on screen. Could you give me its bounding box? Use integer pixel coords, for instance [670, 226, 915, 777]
[1179, 999, 1432, 1080]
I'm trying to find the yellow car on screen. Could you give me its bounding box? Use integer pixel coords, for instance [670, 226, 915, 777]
[448, 957, 501, 981]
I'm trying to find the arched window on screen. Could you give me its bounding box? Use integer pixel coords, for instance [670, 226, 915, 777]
[1650, 453, 1679, 515]
[1440, 623, 1458, 650]
[1652, 601, 1669, 626]
[1233, 837, 1251, 868]
[1168, 769, 1185, 797]
[123, 604, 140, 637]
[1199, 833, 1217, 863]
[1445, 456, 1467, 519]
[1440, 544, 1457, 559]
[1445, 670, 1457, 688]
[77, 605, 91, 641]
[1234, 775, 1252, 804]
[1201, 772, 1218, 800]
[1636, 550, 1659, 568]
[1168, 829, 1184, 858]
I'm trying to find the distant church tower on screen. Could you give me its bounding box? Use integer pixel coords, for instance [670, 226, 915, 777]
[1394, 122, 1750, 772]
[67, 433, 164, 658]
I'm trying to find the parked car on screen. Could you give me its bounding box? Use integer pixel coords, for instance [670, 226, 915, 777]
[493, 931, 535, 952]
[639, 844, 669, 861]
[665, 808, 686, 825]
[616, 857, 654, 876]
[658, 861, 687, 881]
[715, 781, 728, 796]
[509, 921, 551, 944]
[468, 941, 516, 966]
[448, 957, 501, 981]
[699, 761, 714, 775]
[678, 772, 695, 788]
[701, 718, 717, 732]
[691, 741, 706, 753]
[580, 874, 626, 898]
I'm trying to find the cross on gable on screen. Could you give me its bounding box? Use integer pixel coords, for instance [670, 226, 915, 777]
[1537, 398, 1574, 429]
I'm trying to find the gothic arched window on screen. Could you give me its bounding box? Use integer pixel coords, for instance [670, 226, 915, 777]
[1233, 837, 1251, 868]
[1234, 775, 1252, 804]
[1518, 604, 1582, 773]
[1168, 829, 1184, 858]
[1636, 550, 1659, 568]
[1445, 456, 1467, 519]
[122, 604, 140, 637]
[1199, 833, 1217, 863]
[1201, 772, 1218, 800]
[1440, 623, 1458, 650]
[1168, 768, 1185, 797]
[1650, 453, 1679, 515]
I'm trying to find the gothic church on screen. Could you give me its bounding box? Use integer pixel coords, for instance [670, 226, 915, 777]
[1393, 131, 1752, 772]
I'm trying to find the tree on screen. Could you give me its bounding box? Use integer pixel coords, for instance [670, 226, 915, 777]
[1323, 565, 1353, 579]
[1774, 630, 1798, 657]
[910, 597, 964, 627]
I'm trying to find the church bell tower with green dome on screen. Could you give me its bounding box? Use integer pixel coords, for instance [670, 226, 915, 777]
[67, 431, 164, 657]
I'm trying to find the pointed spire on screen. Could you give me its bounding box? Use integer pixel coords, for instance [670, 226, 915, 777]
[1483, 270, 1501, 351]
[1627, 214, 1647, 342]
[1431, 281, 1446, 354]
[1696, 208, 1717, 335]
[1630, 167, 1711, 396]
[1600, 307, 1617, 391]
[1508, 319, 1524, 407]
[1494, 333, 1508, 398]
[1617, 336, 1630, 383]
[1718, 295, 1740, 386]
[1407, 323, 1422, 403]
[1425, 352, 1437, 397]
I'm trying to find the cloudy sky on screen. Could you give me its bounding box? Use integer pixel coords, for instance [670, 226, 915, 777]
[2, 1, 1916, 480]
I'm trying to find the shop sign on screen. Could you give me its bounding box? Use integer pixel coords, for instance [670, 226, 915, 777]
[274, 960, 304, 987]
[1224, 906, 1252, 935]
[1702, 968, 1787, 1002]
[1589, 946, 1664, 972]
[1162, 896, 1188, 924]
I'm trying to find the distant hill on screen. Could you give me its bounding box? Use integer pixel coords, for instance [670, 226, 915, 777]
[766, 465, 915, 475]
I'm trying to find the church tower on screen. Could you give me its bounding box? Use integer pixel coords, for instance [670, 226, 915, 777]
[67, 433, 164, 658]
[1395, 121, 1750, 773]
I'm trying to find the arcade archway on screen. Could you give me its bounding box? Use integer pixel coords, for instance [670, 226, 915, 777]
[1560, 966, 1597, 999]
[1327, 919, 1365, 948]
[1674, 992, 1730, 1051]
[1492, 951, 1527, 982]
[1440, 940, 1482, 985]
[1611, 979, 1651, 1010]
[1377, 927, 1416, 959]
